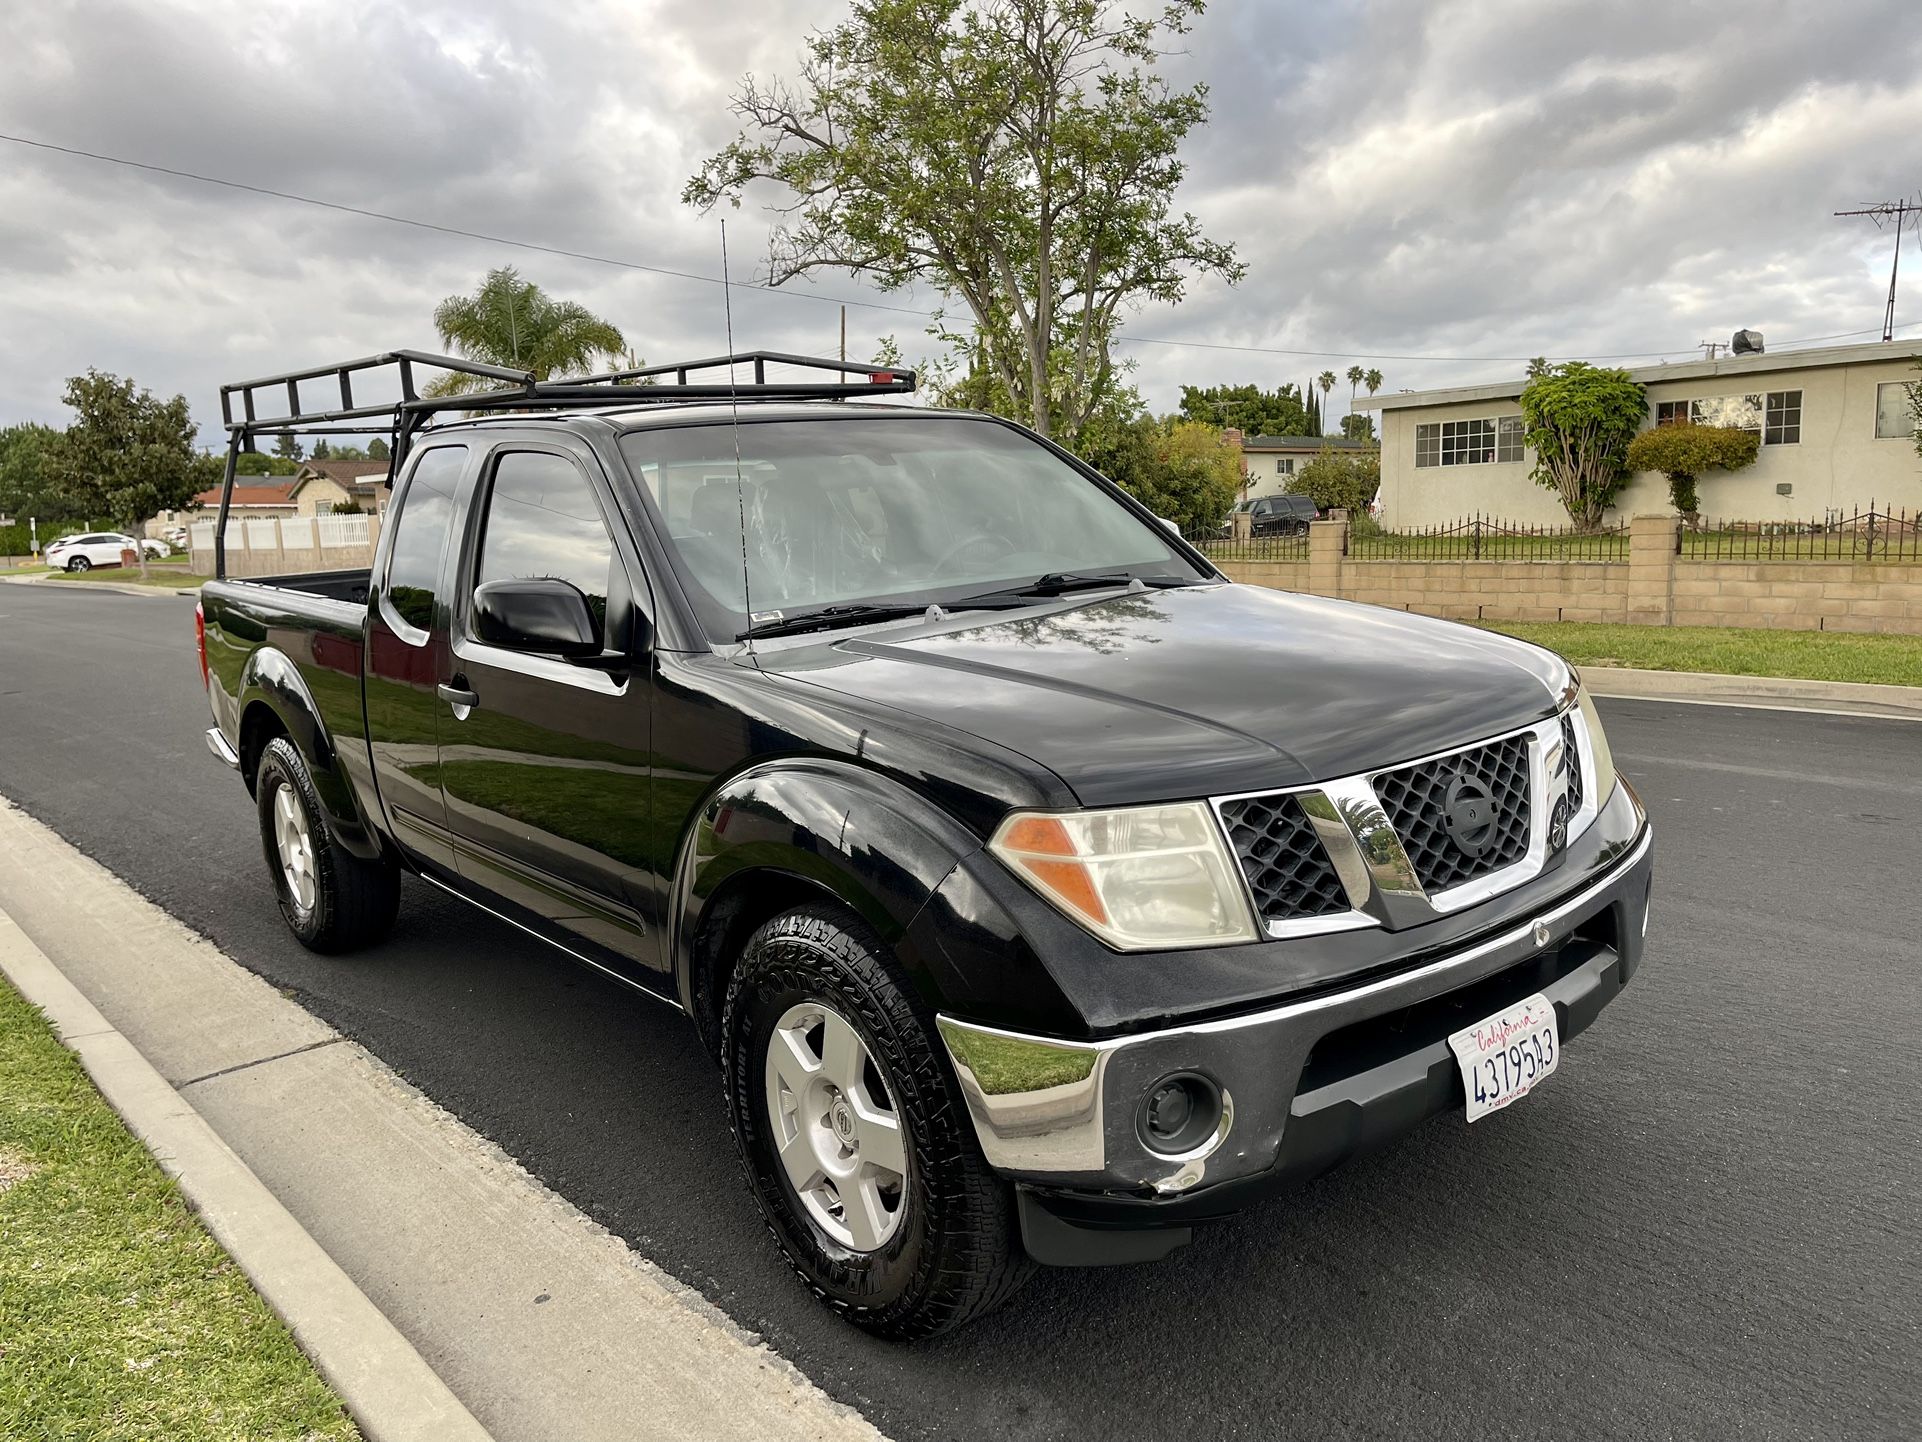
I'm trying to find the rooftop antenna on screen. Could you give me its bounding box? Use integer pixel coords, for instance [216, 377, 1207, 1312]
[720, 219, 759, 657]
[1834, 197, 1919, 342]
[1696, 339, 1724, 360]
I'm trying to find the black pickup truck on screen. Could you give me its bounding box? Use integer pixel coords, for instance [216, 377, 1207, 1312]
[199, 350, 1654, 1338]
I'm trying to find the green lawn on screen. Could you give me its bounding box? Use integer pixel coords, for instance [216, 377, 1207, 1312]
[45, 566, 204, 589]
[1477, 620, 1922, 688]
[0, 978, 359, 1442]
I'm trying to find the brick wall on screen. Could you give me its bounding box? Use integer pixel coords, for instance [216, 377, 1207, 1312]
[1217, 514, 1922, 635]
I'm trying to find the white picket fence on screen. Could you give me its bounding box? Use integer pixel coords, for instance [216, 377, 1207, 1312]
[189, 512, 380, 578]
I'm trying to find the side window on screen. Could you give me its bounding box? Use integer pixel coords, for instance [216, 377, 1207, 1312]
[474, 451, 618, 642]
[382, 446, 467, 636]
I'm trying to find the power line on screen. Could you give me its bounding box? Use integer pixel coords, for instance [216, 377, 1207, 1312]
[1, 130, 1913, 367]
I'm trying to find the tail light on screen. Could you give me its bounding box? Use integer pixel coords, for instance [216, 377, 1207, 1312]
[194, 601, 209, 689]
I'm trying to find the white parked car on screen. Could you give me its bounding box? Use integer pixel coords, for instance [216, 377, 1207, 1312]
[43, 532, 169, 571]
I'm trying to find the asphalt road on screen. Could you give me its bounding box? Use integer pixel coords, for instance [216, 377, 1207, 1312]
[2, 581, 1918, 1441]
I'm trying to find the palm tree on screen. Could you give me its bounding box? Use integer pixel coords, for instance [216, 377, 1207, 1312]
[1317, 371, 1336, 432]
[1345, 365, 1364, 402]
[427, 267, 626, 396]
[1364, 368, 1383, 398]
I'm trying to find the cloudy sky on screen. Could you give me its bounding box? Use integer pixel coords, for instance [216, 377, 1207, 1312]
[3, 0, 1919, 444]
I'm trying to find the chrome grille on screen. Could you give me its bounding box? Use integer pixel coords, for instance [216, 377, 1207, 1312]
[1217, 793, 1349, 922]
[1374, 734, 1532, 894]
[1560, 713, 1583, 816]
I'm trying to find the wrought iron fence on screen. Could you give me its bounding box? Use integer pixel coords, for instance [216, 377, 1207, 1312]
[1682, 505, 1921, 562]
[1347, 514, 1629, 562]
[1181, 525, 1311, 562]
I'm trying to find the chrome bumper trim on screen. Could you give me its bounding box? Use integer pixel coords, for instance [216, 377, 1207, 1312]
[938, 818, 1652, 1190]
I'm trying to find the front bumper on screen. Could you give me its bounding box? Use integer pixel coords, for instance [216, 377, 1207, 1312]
[937, 810, 1653, 1219]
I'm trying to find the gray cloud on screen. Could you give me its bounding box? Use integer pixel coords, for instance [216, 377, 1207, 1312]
[2, 0, 1919, 442]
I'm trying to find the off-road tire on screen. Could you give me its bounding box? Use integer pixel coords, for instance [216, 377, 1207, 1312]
[722, 902, 1033, 1338]
[255, 736, 400, 953]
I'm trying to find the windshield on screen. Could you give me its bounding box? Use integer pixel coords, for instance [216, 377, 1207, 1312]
[618, 415, 1204, 638]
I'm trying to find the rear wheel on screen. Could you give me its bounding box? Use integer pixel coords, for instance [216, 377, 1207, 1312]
[722, 902, 1031, 1338]
[255, 737, 399, 952]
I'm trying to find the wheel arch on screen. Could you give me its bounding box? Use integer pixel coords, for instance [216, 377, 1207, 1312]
[672, 759, 982, 1056]
[236, 647, 382, 860]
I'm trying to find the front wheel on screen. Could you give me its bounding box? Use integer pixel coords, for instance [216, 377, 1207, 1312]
[67, 556, 91, 572]
[722, 903, 1032, 1339]
[255, 736, 400, 953]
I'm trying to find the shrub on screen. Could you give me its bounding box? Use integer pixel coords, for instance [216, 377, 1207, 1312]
[1520, 363, 1647, 529]
[1078, 417, 1241, 534]
[1624, 422, 1759, 519]
[1288, 445, 1380, 514]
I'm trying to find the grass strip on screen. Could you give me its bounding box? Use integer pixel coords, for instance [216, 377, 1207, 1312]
[0, 977, 359, 1441]
[1476, 620, 1922, 688]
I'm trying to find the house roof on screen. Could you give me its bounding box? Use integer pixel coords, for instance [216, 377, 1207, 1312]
[193, 482, 298, 508]
[298, 459, 389, 481]
[1240, 434, 1373, 450]
[1354, 338, 1922, 412]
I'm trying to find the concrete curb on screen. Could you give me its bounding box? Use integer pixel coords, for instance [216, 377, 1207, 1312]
[0, 909, 492, 1442]
[0, 572, 201, 598]
[1579, 664, 1922, 720]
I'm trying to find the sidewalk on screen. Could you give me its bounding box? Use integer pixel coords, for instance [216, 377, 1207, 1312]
[0, 798, 884, 1442]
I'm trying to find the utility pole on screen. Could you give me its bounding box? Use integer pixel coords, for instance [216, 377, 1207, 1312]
[840, 305, 846, 363]
[1834, 198, 1918, 342]
[1696, 340, 1723, 360]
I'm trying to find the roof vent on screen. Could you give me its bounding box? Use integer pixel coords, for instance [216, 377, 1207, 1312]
[1731, 329, 1764, 356]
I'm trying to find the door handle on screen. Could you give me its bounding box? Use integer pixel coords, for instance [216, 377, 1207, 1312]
[437, 682, 479, 710]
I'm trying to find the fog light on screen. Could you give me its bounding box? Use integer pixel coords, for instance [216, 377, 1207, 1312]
[1137, 1072, 1222, 1157]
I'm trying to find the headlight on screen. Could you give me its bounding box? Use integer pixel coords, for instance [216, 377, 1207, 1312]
[989, 802, 1258, 950]
[1576, 686, 1617, 804]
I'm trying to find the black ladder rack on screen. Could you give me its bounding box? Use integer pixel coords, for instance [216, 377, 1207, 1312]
[211, 350, 915, 576]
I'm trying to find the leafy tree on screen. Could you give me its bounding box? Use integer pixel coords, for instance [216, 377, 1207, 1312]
[1079, 416, 1240, 533]
[1288, 445, 1379, 514]
[235, 452, 299, 476]
[1363, 368, 1382, 398]
[272, 430, 303, 461]
[685, 0, 1242, 442]
[367, 436, 390, 460]
[1904, 358, 1922, 461]
[1519, 363, 1646, 529]
[428, 266, 625, 396]
[1176, 382, 1311, 437]
[1345, 364, 1363, 402]
[45, 370, 220, 579]
[1625, 422, 1759, 521]
[310, 439, 332, 460]
[0, 422, 66, 523]
[1339, 412, 1375, 442]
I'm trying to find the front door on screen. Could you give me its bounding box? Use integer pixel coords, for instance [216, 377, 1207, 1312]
[364, 442, 471, 874]
[434, 442, 663, 985]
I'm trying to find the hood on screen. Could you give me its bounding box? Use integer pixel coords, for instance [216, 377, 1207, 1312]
[761, 583, 1572, 805]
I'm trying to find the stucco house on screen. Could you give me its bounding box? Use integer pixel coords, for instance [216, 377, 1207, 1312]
[287, 459, 390, 516]
[181, 479, 299, 520]
[1354, 340, 1922, 528]
[1229, 433, 1376, 499]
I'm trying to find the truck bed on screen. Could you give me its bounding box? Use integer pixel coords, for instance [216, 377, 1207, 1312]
[218, 567, 373, 607]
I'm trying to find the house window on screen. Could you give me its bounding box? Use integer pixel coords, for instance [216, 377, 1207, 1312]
[1655, 391, 1799, 443]
[1764, 390, 1801, 445]
[1875, 381, 1914, 439]
[1276, 458, 1294, 475]
[1496, 416, 1524, 462]
[1413, 418, 1500, 467]
[314, 501, 333, 516]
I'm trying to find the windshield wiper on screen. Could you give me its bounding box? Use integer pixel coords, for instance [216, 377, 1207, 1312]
[735, 603, 935, 641]
[959, 571, 1196, 603]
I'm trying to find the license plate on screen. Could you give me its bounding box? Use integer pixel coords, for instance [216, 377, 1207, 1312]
[1448, 993, 1559, 1122]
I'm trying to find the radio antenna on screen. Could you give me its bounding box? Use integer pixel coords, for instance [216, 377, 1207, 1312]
[720, 219, 757, 658]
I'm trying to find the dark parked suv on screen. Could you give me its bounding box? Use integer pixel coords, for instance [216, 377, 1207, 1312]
[198, 351, 1654, 1337]
[1240, 492, 1318, 536]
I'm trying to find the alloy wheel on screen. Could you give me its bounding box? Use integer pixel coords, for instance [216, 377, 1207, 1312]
[763, 1001, 908, 1251]
[271, 783, 317, 912]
